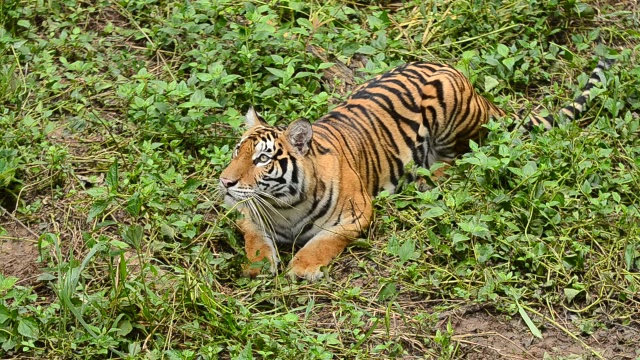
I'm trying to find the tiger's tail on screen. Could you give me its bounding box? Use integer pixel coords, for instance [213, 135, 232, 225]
[523, 58, 614, 130]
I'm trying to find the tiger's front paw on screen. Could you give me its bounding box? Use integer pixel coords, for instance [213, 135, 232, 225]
[288, 256, 325, 281]
[242, 255, 279, 278]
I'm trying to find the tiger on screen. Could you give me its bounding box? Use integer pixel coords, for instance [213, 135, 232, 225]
[218, 59, 612, 280]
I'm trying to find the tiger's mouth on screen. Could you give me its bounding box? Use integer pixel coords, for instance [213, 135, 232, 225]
[221, 191, 237, 206]
[219, 185, 255, 207]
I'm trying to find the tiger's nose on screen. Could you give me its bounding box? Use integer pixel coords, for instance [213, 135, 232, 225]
[219, 177, 238, 188]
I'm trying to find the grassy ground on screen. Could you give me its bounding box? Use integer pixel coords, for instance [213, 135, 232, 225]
[1, 0, 639, 358]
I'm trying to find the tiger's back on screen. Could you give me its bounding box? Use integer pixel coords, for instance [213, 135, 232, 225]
[313, 62, 506, 196]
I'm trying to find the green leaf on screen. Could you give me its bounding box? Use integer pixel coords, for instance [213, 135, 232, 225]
[58, 243, 104, 339]
[484, 76, 499, 91]
[106, 160, 118, 194]
[624, 243, 636, 270]
[270, 54, 284, 64]
[110, 240, 130, 249]
[36, 273, 57, 282]
[587, 87, 606, 101]
[126, 192, 141, 217]
[285, 63, 295, 78]
[196, 73, 214, 82]
[564, 288, 581, 302]
[398, 239, 418, 263]
[0, 303, 12, 323]
[475, 243, 494, 263]
[516, 302, 542, 339]
[422, 206, 445, 219]
[282, 313, 299, 322]
[266, 67, 285, 78]
[378, 282, 397, 302]
[220, 74, 241, 85]
[508, 167, 523, 177]
[452, 232, 470, 245]
[575, 3, 594, 16]
[260, 87, 280, 97]
[118, 319, 133, 336]
[160, 223, 175, 240]
[461, 50, 478, 61]
[356, 45, 377, 55]
[496, 44, 510, 58]
[172, 220, 188, 228]
[2, 338, 16, 352]
[121, 224, 143, 249]
[190, 89, 205, 105]
[0, 276, 18, 292]
[317, 62, 335, 70]
[238, 341, 253, 360]
[502, 56, 517, 71]
[17, 318, 39, 339]
[612, 192, 621, 203]
[293, 71, 315, 79]
[85, 187, 108, 198]
[349, 239, 371, 249]
[88, 199, 110, 222]
[522, 161, 538, 178]
[581, 180, 592, 194]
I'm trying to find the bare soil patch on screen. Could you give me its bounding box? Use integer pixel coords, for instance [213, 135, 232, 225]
[448, 309, 640, 359]
[0, 221, 40, 285]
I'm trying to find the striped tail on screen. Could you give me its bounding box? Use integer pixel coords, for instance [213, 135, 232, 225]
[524, 58, 614, 131]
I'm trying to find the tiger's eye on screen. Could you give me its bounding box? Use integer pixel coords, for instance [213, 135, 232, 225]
[259, 154, 270, 163]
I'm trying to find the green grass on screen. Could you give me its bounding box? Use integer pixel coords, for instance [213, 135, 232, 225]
[0, 0, 639, 358]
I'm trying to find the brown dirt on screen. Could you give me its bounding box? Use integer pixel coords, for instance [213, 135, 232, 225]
[447, 310, 640, 359]
[0, 221, 40, 285]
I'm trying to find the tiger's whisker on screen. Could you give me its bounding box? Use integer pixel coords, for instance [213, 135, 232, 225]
[253, 194, 290, 223]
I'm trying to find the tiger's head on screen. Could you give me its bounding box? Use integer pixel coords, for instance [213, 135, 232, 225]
[218, 108, 313, 209]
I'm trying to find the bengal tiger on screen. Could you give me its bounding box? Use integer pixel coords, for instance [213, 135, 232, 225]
[218, 59, 612, 280]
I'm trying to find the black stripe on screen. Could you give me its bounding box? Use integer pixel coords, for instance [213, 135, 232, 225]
[330, 111, 382, 192]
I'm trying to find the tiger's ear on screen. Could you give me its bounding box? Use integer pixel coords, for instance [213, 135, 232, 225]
[285, 119, 313, 155]
[245, 107, 267, 128]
